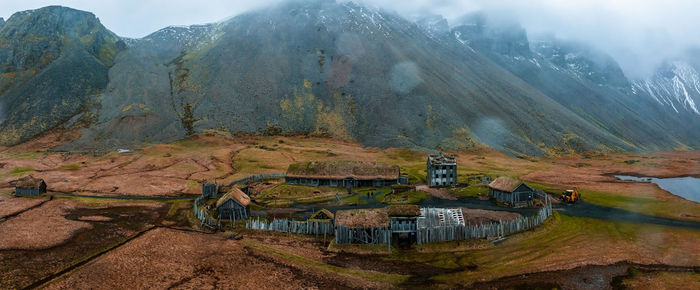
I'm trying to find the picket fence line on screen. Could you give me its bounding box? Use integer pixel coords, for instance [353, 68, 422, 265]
[228, 173, 285, 187]
[246, 218, 335, 236]
[417, 205, 550, 244]
[193, 195, 216, 229]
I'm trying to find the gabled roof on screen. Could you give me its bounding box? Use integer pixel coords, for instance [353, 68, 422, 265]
[16, 175, 45, 188]
[216, 187, 250, 207]
[310, 208, 334, 220]
[286, 160, 399, 180]
[488, 176, 524, 193]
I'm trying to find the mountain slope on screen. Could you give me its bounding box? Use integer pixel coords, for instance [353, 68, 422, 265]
[1, 2, 698, 154]
[447, 13, 699, 151]
[632, 61, 700, 115]
[71, 0, 640, 155]
[0, 6, 124, 144]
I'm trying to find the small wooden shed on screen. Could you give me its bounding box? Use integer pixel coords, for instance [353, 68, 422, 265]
[488, 176, 535, 206]
[309, 208, 334, 222]
[15, 176, 47, 196]
[334, 208, 391, 245]
[216, 187, 251, 222]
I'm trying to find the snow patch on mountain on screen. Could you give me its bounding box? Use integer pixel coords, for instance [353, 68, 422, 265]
[632, 61, 700, 115]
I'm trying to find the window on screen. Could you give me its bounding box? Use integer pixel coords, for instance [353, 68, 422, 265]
[442, 174, 446, 178]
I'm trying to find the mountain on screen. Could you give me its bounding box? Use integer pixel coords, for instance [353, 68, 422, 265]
[0, 6, 124, 145]
[447, 13, 700, 151]
[0, 1, 698, 155]
[632, 61, 700, 116]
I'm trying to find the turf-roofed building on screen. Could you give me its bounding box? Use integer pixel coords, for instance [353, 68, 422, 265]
[488, 176, 535, 206]
[284, 160, 401, 188]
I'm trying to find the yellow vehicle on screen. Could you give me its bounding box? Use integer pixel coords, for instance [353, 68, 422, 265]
[560, 187, 581, 203]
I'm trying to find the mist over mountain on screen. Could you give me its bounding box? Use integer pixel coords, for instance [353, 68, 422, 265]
[0, 1, 698, 155]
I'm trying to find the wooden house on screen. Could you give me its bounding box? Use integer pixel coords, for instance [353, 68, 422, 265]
[309, 208, 334, 222]
[14, 176, 47, 196]
[285, 160, 401, 188]
[388, 205, 420, 245]
[216, 187, 251, 222]
[488, 176, 535, 206]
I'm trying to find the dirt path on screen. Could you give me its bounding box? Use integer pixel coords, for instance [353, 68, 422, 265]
[416, 185, 457, 200]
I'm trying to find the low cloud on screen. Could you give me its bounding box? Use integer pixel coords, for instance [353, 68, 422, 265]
[361, 0, 700, 78]
[2, 0, 697, 78]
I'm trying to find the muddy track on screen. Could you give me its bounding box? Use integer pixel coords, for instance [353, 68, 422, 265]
[0, 196, 52, 222]
[24, 226, 211, 290]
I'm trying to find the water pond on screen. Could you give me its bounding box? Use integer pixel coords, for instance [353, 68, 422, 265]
[616, 175, 700, 203]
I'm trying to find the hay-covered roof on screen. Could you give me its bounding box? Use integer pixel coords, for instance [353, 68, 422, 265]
[16, 175, 45, 188]
[216, 187, 251, 207]
[310, 208, 334, 220]
[286, 160, 399, 180]
[488, 176, 523, 193]
[391, 184, 415, 190]
[334, 208, 390, 228]
[387, 205, 421, 217]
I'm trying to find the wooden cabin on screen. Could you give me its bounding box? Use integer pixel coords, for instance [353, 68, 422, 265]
[309, 208, 334, 222]
[388, 205, 420, 245]
[285, 160, 401, 188]
[216, 187, 251, 222]
[14, 176, 47, 196]
[488, 176, 535, 206]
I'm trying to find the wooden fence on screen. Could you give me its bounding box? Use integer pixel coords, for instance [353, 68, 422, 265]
[334, 225, 391, 245]
[417, 192, 552, 244]
[228, 173, 284, 186]
[242, 190, 554, 248]
[246, 218, 335, 236]
[193, 195, 217, 229]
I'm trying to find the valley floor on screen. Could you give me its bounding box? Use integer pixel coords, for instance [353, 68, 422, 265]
[0, 133, 698, 288]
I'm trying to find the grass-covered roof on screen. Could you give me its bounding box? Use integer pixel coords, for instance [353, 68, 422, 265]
[286, 160, 399, 180]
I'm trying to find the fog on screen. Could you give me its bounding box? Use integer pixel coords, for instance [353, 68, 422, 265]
[364, 0, 700, 78]
[2, 0, 698, 78]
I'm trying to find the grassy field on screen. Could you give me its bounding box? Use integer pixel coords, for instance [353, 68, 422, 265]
[383, 212, 700, 287]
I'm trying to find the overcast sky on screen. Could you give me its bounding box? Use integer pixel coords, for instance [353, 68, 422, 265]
[1, 0, 697, 77]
